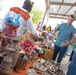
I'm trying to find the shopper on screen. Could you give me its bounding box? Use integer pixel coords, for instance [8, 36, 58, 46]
[52, 14, 76, 65]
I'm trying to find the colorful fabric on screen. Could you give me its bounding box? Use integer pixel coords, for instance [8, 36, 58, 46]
[22, 38, 33, 52]
[6, 14, 21, 26]
[10, 7, 30, 21]
[45, 27, 51, 32]
[73, 43, 76, 49]
[3, 28, 16, 38]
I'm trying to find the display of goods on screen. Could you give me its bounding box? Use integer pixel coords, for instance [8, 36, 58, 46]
[47, 61, 65, 75]
[22, 38, 34, 52]
[15, 53, 30, 73]
[0, 55, 13, 74]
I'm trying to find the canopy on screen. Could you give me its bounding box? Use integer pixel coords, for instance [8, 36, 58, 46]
[45, 0, 76, 19]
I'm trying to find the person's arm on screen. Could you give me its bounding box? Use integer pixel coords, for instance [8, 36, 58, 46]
[26, 18, 36, 35]
[69, 37, 75, 45]
[61, 38, 75, 46]
[52, 26, 60, 36]
[69, 29, 76, 45]
[62, 29, 76, 46]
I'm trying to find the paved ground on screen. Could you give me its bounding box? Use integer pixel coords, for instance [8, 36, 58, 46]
[61, 55, 70, 75]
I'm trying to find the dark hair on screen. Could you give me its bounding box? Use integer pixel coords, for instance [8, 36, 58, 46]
[69, 14, 75, 20]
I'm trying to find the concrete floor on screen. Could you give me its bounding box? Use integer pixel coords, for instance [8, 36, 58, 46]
[61, 55, 70, 75]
